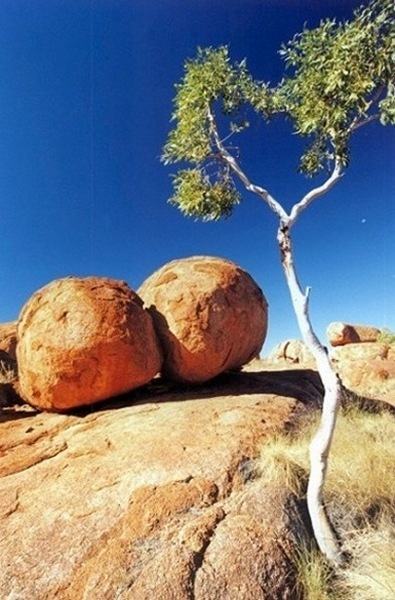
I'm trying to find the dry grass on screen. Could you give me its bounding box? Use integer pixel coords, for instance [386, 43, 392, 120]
[0, 360, 16, 384]
[341, 519, 395, 600]
[293, 547, 340, 600]
[259, 407, 395, 516]
[377, 328, 395, 345]
[326, 408, 395, 521]
[259, 406, 395, 600]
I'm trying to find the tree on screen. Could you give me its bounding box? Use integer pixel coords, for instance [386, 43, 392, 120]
[162, 0, 395, 565]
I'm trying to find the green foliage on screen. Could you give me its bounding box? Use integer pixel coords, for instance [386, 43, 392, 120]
[169, 168, 241, 220]
[162, 46, 260, 167]
[163, 0, 394, 217]
[162, 46, 272, 220]
[278, 0, 395, 174]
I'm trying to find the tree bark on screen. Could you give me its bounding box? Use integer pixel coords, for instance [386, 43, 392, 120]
[277, 223, 344, 565]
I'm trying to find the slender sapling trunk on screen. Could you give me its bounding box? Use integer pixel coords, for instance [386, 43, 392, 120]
[277, 223, 345, 565]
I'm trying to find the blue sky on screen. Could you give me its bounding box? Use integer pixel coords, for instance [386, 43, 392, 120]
[0, 0, 394, 355]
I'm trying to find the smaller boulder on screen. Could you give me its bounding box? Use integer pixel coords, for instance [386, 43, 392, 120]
[327, 322, 381, 347]
[0, 322, 18, 387]
[269, 339, 314, 365]
[0, 321, 17, 361]
[17, 277, 162, 411]
[138, 256, 268, 383]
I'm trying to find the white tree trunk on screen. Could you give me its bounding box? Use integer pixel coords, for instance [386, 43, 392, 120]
[277, 224, 344, 565]
[209, 110, 345, 563]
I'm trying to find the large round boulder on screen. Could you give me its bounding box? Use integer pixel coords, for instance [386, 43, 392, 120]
[17, 277, 162, 411]
[138, 256, 268, 383]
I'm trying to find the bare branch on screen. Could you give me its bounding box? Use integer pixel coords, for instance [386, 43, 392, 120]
[348, 113, 380, 133]
[288, 162, 343, 225]
[207, 106, 289, 222]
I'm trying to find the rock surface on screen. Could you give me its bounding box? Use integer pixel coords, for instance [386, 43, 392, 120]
[16, 277, 162, 411]
[331, 342, 395, 404]
[138, 256, 268, 383]
[326, 322, 381, 347]
[0, 364, 323, 600]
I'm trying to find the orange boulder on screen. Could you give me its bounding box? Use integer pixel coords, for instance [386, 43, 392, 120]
[331, 342, 395, 402]
[17, 277, 162, 411]
[138, 256, 268, 383]
[0, 321, 17, 361]
[327, 321, 381, 347]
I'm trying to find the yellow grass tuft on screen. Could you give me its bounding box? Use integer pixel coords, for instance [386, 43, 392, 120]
[293, 547, 341, 600]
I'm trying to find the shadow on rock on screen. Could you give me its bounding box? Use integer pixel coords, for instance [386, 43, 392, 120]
[70, 368, 325, 417]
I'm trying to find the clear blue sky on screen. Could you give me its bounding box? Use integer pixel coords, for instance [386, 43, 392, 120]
[0, 0, 394, 355]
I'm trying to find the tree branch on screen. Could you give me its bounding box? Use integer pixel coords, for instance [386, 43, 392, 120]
[348, 85, 385, 134]
[288, 162, 343, 225]
[348, 113, 380, 133]
[207, 106, 289, 222]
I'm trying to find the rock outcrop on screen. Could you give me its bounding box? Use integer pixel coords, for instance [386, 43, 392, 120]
[16, 277, 162, 411]
[0, 365, 321, 599]
[269, 339, 314, 365]
[138, 256, 268, 383]
[0, 320, 17, 360]
[331, 342, 395, 403]
[323, 321, 395, 403]
[0, 321, 18, 407]
[327, 322, 381, 347]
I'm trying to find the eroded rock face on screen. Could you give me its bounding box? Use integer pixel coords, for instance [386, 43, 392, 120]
[327, 322, 381, 347]
[193, 484, 302, 600]
[138, 256, 268, 383]
[0, 366, 317, 599]
[16, 277, 162, 411]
